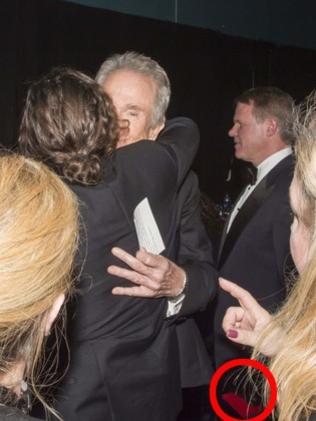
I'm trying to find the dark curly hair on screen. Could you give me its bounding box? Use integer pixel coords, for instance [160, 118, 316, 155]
[19, 67, 119, 185]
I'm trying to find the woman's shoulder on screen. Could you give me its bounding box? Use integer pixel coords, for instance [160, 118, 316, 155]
[0, 406, 40, 421]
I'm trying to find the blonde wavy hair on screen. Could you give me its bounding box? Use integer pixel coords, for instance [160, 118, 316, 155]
[254, 92, 316, 420]
[0, 154, 78, 416]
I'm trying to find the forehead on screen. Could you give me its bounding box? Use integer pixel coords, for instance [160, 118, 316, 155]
[103, 69, 157, 103]
[234, 101, 255, 121]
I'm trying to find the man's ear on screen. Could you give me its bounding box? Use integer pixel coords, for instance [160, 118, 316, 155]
[266, 117, 278, 137]
[148, 120, 165, 141]
[44, 294, 65, 336]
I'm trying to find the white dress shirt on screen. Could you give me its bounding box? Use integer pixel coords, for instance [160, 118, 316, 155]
[226, 147, 292, 233]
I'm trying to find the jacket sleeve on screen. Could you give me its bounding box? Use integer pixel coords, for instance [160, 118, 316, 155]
[175, 172, 218, 317]
[272, 186, 293, 281]
[157, 117, 200, 187]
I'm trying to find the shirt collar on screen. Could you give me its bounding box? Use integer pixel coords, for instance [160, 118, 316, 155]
[256, 147, 292, 184]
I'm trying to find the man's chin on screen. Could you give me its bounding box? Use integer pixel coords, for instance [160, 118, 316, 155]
[234, 150, 243, 159]
[116, 141, 126, 149]
[234, 144, 245, 159]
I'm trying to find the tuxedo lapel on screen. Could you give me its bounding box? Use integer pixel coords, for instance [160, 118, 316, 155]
[217, 187, 247, 264]
[218, 178, 273, 267]
[228, 178, 272, 244]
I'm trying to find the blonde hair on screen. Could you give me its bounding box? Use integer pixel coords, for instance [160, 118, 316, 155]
[0, 154, 78, 416]
[254, 92, 316, 420]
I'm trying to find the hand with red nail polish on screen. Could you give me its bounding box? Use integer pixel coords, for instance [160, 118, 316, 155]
[219, 278, 281, 356]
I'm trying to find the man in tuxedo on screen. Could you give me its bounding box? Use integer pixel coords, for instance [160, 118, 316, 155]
[214, 87, 294, 417]
[96, 51, 217, 419]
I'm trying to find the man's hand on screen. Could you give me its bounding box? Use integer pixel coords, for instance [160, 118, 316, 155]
[108, 247, 186, 298]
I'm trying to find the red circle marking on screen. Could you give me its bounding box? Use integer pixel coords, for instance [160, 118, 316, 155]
[209, 358, 277, 421]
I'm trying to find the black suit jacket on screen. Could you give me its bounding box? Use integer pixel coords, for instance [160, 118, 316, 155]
[54, 118, 199, 421]
[174, 171, 217, 387]
[214, 155, 294, 368]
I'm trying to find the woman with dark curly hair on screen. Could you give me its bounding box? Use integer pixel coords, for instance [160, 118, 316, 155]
[19, 68, 118, 186]
[19, 68, 199, 421]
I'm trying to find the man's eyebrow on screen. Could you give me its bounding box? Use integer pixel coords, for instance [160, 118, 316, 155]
[124, 104, 143, 111]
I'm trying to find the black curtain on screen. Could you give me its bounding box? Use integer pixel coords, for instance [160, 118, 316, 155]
[2, 0, 316, 201]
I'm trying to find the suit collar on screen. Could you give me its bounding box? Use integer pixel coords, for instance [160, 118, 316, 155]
[218, 176, 272, 267]
[265, 154, 293, 186]
[256, 147, 292, 184]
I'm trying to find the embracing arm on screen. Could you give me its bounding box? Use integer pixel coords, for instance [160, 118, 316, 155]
[109, 119, 210, 311]
[175, 172, 217, 317]
[157, 117, 200, 186]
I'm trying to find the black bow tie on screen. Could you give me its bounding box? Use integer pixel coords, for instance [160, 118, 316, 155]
[246, 165, 258, 185]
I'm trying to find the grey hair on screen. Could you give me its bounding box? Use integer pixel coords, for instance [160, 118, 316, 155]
[96, 51, 171, 128]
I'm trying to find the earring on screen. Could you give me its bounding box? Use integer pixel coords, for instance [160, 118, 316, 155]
[19, 380, 32, 414]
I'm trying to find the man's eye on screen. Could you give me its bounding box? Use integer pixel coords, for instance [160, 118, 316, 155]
[128, 111, 138, 117]
[233, 122, 241, 130]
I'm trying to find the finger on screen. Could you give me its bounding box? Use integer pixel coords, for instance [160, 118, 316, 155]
[226, 328, 259, 349]
[107, 265, 142, 284]
[111, 247, 150, 274]
[111, 247, 136, 263]
[112, 286, 155, 298]
[219, 277, 263, 314]
[219, 277, 248, 295]
[136, 248, 167, 270]
[108, 265, 162, 292]
[222, 306, 245, 331]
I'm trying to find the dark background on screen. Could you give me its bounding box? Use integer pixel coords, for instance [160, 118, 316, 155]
[65, 0, 316, 52]
[2, 0, 316, 202]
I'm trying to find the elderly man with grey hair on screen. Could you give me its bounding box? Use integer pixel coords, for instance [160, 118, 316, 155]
[96, 51, 217, 419]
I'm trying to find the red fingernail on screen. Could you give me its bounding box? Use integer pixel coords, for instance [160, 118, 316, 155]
[227, 329, 238, 339]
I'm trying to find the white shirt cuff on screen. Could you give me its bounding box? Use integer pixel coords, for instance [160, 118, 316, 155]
[166, 292, 186, 317]
[166, 272, 187, 317]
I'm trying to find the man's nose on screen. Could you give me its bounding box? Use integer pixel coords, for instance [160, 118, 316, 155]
[228, 124, 236, 138]
[228, 126, 235, 137]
